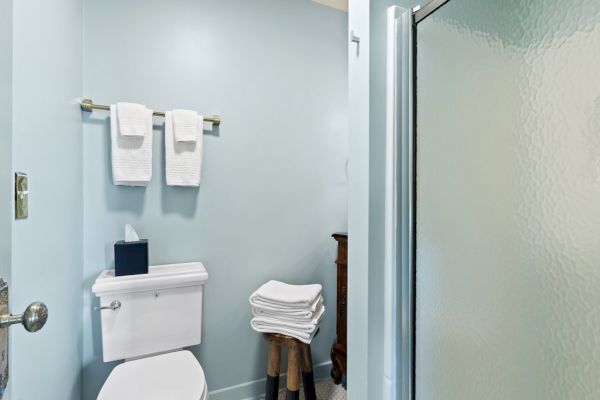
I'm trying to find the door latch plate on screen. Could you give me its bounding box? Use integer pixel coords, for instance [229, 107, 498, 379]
[15, 173, 28, 220]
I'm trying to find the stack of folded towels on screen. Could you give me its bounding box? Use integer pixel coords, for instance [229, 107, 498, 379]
[250, 280, 324, 344]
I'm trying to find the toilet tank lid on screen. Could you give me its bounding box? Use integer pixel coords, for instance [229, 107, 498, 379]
[92, 262, 208, 297]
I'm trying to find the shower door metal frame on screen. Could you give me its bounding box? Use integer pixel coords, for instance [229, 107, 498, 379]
[414, 0, 452, 23]
[386, 5, 414, 400]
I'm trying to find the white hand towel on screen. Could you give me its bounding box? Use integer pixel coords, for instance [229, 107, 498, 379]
[250, 319, 320, 344]
[249, 281, 322, 309]
[110, 105, 153, 186]
[172, 109, 201, 142]
[252, 303, 325, 325]
[251, 296, 324, 319]
[116, 102, 148, 137]
[165, 111, 204, 187]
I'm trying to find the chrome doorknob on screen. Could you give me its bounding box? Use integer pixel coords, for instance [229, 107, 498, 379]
[0, 302, 48, 333]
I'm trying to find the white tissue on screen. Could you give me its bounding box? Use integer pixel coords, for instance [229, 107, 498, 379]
[124, 224, 140, 242]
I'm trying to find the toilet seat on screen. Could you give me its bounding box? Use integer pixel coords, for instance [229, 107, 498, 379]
[97, 350, 207, 400]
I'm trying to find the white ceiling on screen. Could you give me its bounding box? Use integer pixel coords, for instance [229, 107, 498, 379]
[311, 0, 348, 12]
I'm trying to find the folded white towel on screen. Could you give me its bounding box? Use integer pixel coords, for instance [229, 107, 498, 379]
[253, 304, 325, 326]
[252, 296, 324, 320]
[251, 295, 322, 315]
[165, 111, 204, 187]
[249, 281, 322, 309]
[172, 109, 201, 142]
[250, 319, 320, 344]
[251, 310, 323, 335]
[116, 102, 148, 137]
[110, 105, 153, 186]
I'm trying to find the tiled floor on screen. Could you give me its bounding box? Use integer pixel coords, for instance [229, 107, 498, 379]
[277, 379, 347, 400]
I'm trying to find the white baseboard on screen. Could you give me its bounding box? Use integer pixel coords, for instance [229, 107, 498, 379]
[208, 361, 332, 400]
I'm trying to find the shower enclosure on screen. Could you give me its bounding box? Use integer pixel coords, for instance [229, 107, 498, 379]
[393, 0, 600, 399]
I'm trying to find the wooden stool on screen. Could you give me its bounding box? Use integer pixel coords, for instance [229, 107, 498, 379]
[263, 333, 316, 400]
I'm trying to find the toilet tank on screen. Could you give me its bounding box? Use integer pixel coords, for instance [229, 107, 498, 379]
[92, 262, 208, 362]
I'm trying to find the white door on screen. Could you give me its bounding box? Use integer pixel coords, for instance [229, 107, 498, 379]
[0, 0, 12, 396]
[0, 2, 49, 398]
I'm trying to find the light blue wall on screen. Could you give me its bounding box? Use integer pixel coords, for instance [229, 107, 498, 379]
[10, 0, 83, 399]
[81, 0, 348, 398]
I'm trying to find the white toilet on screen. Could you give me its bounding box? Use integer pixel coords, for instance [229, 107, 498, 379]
[92, 262, 209, 400]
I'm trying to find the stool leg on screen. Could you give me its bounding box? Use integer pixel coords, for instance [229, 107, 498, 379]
[286, 342, 300, 400]
[266, 342, 281, 400]
[300, 343, 316, 400]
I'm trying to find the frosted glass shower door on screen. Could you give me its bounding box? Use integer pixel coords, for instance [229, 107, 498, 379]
[414, 1, 600, 399]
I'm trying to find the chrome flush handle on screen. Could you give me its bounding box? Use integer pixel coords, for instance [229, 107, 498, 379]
[0, 302, 48, 333]
[94, 300, 121, 312]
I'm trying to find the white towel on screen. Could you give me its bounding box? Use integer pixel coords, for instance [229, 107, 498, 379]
[110, 105, 153, 186]
[165, 111, 204, 187]
[253, 303, 325, 325]
[251, 296, 323, 320]
[250, 319, 320, 344]
[116, 102, 148, 137]
[249, 281, 322, 309]
[253, 308, 323, 333]
[172, 109, 201, 142]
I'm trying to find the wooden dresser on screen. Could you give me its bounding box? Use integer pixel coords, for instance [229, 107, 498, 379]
[331, 232, 347, 384]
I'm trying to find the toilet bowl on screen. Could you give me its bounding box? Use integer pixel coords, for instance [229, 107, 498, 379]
[92, 262, 209, 400]
[98, 350, 207, 400]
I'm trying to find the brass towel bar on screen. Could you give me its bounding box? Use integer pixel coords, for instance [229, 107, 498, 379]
[80, 99, 221, 126]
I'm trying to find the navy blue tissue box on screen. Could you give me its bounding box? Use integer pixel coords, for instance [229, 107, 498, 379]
[114, 239, 149, 276]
